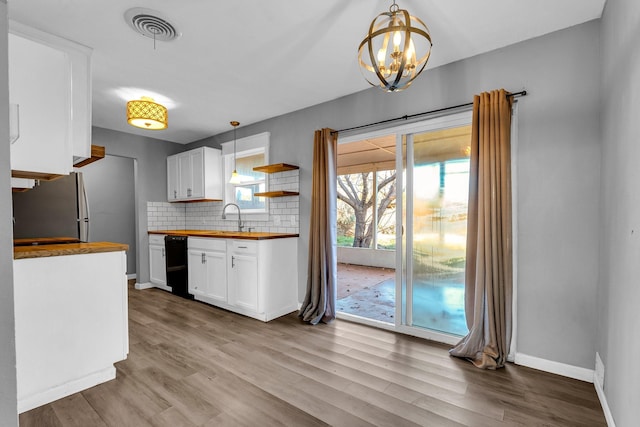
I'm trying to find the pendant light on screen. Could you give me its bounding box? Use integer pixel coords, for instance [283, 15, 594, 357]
[358, 0, 432, 92]
[229, 121, 242, 184]
[127, 96, 168, 130]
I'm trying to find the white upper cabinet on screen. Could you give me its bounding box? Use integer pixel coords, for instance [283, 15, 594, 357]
[167, 147, 222, 202]
[8, 21, 92, 178]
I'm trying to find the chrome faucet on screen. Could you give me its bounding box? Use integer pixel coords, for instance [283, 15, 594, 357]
[222, 203, 244, 232]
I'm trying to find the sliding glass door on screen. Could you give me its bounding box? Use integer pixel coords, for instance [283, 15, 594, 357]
[406, 127, 471, 336]
[338, 111, 472, 342]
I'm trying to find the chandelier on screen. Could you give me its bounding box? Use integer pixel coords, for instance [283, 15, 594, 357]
[127, 96, 168, 130]
[358, 0, 432, 92]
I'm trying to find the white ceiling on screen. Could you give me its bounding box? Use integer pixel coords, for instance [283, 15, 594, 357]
[8, 0, 606, 144]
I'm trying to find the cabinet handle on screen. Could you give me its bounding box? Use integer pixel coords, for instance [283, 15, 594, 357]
[174, 190, 177, 198]
[162, 248, 165, 257]
[187, 188, 192, 197]
[238, 246, 248, 249]
[232, 255, 235, 268]
[201, 252, 206, 264]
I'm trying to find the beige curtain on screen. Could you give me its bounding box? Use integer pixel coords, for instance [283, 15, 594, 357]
[299, 128, 338, 325]
[450, 89, 513, 369]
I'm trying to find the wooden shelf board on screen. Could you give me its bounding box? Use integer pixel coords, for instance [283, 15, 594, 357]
[253, 163, 299, 173]
[74, 145, 106, 168]
[254, 191, 299, 198]
[11, 170, 65, 181]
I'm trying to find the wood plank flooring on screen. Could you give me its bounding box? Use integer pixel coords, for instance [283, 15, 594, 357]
[20, 285, 607, 426]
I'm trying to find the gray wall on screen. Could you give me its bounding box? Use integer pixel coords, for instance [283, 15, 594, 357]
[188, 21, 602, 370]
[81, 155, 136, 274]
[0, 0, 18, 424]
[91, 127, 183, 283]
[599, 0, 640, 424]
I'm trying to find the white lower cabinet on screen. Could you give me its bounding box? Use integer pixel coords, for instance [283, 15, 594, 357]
[188, 238, 227, 304]
[187, 236, 298, 322]
[148, 234, 167, 286]
[229, 241, 259, 312]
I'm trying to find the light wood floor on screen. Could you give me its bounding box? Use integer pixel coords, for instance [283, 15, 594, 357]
[20, 285, 606, 426]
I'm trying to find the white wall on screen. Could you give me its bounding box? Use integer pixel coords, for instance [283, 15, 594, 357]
[0, 0, 19, 424]
[598, 0, 640, 424]
[189, 20, 602, 371]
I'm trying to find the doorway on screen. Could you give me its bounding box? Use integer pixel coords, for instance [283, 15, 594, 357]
[336, 111, 472, 342]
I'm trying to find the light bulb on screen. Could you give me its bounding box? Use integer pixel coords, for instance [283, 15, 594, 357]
[406, 38, 416, 64]
[393, 31, 401, 51]
[377, 48, 386, 66]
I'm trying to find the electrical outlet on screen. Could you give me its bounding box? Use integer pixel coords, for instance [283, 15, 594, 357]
[290, 215, 296, 226]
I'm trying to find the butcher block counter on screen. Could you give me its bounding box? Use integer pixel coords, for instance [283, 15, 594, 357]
[148, 229, 299, 240]
[14, 241, 129, 259]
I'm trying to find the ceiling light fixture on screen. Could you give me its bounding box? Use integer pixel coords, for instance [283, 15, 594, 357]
[229, 121, 242, 184]
[127, 96, 168, 130]
[358, 0, 432, 92]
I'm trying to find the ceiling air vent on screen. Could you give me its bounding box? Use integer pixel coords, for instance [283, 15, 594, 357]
[124, 8, 181, 42]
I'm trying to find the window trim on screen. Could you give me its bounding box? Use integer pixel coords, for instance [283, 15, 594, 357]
[221, 132, 270, 218]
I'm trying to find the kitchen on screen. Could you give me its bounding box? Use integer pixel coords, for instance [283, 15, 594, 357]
[1, 0, 639, 426]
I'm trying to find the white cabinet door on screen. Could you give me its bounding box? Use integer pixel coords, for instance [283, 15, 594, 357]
[149, 244, 166, 286]
[188, 249, 207, 298]
[231, 254, 258, 312]
[178, 153, 192, 199]
[229, 241, 259, 312]
[188, 237, 227, 304]
[204, 250, 227, 303]
[9, 33, 71, 176]
[189, 149, 205, 199]
[167, 155, 179, 201]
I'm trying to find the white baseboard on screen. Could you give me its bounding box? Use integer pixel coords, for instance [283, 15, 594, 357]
[18, 366, 116, 413]
[594, 375, 616, 426]
[514, 352, 594, 383]
[134, 281, 154, 290]
[126, 273, 137, 280]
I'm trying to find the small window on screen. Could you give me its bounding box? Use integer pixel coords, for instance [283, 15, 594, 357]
[227, 150, 267, 212]
[222, 132, 269, 215]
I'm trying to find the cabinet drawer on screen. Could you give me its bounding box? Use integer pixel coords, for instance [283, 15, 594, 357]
[188, 237, 226, 252]
[231, 240, 257, 254]
[149, 234, 166, 245]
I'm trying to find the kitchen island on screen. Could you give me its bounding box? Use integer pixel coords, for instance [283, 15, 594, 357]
[13, 241, 129, 413]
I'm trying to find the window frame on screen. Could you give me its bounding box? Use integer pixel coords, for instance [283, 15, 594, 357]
[221, 132, 270, 219]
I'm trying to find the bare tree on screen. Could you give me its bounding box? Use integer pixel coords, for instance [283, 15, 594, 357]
[337, 171, 396, 248]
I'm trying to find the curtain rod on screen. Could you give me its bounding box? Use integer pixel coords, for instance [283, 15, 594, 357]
[333, 90, 527, 135]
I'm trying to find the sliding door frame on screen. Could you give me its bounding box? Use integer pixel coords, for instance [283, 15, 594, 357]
[338, 109, 475, 345]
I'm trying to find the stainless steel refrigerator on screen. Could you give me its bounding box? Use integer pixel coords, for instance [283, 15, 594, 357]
[12, 172, 90, 241]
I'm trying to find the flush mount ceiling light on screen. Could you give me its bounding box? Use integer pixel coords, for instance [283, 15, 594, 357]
[127, 96, 168, 130]
[229, 121, 242, 184]
[358, 0, 432, 92]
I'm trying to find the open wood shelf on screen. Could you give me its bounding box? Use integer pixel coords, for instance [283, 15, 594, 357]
[253, 163, 299, 174]
[254, 191, 299, 198]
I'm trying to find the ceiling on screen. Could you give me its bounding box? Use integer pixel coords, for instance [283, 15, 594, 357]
[8, 0, 606, 145]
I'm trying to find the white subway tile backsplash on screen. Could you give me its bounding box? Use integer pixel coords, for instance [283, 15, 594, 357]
[147, 168, 299, 234]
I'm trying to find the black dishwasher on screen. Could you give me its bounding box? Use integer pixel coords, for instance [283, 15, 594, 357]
[164, 235, 193, 299]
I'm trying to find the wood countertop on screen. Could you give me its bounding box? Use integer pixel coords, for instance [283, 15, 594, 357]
[14, 242, 129, 260]
[148, 230, 299, 240]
